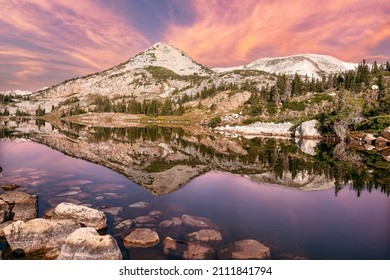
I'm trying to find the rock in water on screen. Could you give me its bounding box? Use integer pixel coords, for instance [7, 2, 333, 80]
[2, 219, 80, 254]
[0, 191, 37, 221]
[0, 199, 9, 223]
[163, 237, 215, 260]
[181, 214, 215, 229]
[187, 229, 223, 243]
[52, 202, 107, 230]
[1, 184, 21, 191]
[294, 120, 321, 139]
[123, 228, 160, 248]
[57, 228, 122, 260]
[230, 239, 270, 260]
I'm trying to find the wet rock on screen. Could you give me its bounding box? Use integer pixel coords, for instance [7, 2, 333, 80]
[163, 237, 215, 260]
[172, 217, 182, 226]
[0, 221, 13, 237]
[123, 228, 160, 248]
[52, 202, 107, 230]
[3, 218, 81, 254]
[187, 229, 223, 243]
[0, 199, 9, 223]
[129, 201, 149, 209]
[134, 215, 156, 224]
[101, 207, 123, 216]
[0, 191, 37, 221]
[149, 210, 162, 217]
[57, 227, 122, 260]
[294, 120, 321, 139]
[159, 220, 173, 228]
[114, 219, 134, 230]
[230, 239, 270, 260]
[1, 184, 21, 191]
[181, 214, 215, 229]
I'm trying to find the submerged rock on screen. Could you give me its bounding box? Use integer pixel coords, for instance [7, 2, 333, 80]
[230, 239, 270, 260]
[2, 218, 80, 254]
[101, 206, 123, 216]
[172, 217, 182, 226]
[149, 210, 162, 217]
[114, 219, 134, 230]
[295, 120, 321, 139]
[181, 214, 215, 229]
[0, 191, 37, 221]
[123, 228, 160, 248]
[163, 237, 215, 260]
[1, 184, 21, 191]
[57, 227, 122, 260]
[187, 229, 223, 243]
[159, 220, 173, 228]
[134, 215, 156, 224]
[129, 201, 149, 209]
[0, 200, 9, 223]
[52, 202, 107, 230]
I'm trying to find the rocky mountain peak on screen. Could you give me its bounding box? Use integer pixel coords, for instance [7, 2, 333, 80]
[123, 42, 211, 76]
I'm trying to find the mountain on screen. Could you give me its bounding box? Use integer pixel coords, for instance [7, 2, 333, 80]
[214, 54, 357, 78]
[0, 90, 32, 97]
[123, 42, 211, 76]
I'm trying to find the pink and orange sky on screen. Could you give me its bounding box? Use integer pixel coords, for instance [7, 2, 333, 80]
[1, 0, 389, 91]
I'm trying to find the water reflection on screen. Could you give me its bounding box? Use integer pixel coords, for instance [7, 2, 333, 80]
[1, 119, 389, 196]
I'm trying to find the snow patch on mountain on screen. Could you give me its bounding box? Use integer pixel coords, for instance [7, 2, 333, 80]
[214, 54, 357, 78]
[0, 90, 32, 97]
[123, 42, 211, 76]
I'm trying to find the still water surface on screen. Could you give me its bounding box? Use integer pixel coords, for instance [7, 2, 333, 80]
[0, 122, 389, 259]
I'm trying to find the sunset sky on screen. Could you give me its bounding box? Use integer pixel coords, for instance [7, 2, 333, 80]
[1, 0, 389, 91]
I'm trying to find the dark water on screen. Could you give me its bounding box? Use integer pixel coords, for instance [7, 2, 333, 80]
[0, 120, 389, 259]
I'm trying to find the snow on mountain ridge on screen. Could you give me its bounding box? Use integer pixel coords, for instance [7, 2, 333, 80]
[214, 54, 357, 79]
[122, 42, 211, 76]
[0, 90, 32, 96]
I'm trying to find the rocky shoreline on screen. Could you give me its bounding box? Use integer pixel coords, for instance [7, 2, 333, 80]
[0, 187, 276, 260]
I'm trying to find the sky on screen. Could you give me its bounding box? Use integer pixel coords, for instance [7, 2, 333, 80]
[1, 0, 389, 91]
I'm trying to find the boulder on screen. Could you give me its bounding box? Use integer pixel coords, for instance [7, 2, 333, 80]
[163, 237, 215, 260]
[230, 239, 270, 260]
[1, 184, 21, 191]
[0, 191, 37, 221]
[181, 214, 215, 229]
[187, 229, 223, 243]
[134, 215, 156, 224]
[123, 228, 160, 248]
[52, 202, 107, 230]
[2, 218, 80, 254]
[364, 133, 377, 145]
[0, 199, 9, 223]
[381, 126, 390, 140]
[57, 227, 122, 260]
[294, 120, 321, 139]
[375, 136, 390, 150]
[380, 148, 390, 162]
[159, 220, 173, 228]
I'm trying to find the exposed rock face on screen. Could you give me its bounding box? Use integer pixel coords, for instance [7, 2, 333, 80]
[0, 191, 37, 221]
[163, 237, 215, 260]
[295, 120, 321, 139]
[123, 228, 160, 248]
[187, 229, 223, 243]
[2, 219, 80, 254]
[52, 202, 107, 230]
[57, 227, 122, 260]
[230, 239, 270, 260]
[181, 214, 215, 229]
[0, 199, 9, 223]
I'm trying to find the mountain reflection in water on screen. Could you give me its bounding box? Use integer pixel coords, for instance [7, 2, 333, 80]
[0, 119, 389, 260]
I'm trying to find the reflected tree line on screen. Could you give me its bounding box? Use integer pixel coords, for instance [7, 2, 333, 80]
[2, 121, 389, 197]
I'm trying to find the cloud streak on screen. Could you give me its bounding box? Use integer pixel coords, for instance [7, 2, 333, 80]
[164, 0, 390, 67]
[0, 0, 150, 90]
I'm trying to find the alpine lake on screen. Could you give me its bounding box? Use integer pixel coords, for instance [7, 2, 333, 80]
[0, 119, 389, 260]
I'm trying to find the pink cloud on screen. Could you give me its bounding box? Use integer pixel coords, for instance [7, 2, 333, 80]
[164, 0, 390, 67]
[0, 0, 150, 90]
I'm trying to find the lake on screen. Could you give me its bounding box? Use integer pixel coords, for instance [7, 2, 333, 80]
[0, 119, 389, 259]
